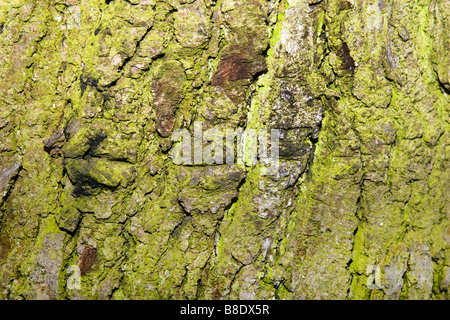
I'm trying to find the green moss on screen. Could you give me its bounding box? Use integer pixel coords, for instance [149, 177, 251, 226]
[0, 0, 448, 300]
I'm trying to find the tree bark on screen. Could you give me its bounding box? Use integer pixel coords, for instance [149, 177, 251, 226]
[0, 0, 449, 300]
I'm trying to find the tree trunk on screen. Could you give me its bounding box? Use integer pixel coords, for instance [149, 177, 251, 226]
[0, 0, 449, 300]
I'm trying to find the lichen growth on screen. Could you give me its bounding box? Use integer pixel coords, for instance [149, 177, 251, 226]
[0, 0, 448, 300]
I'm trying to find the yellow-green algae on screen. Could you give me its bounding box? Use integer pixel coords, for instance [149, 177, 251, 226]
[0, 0, 448, 300]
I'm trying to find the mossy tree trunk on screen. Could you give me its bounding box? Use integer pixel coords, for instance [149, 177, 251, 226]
[0, 0, 449, 300]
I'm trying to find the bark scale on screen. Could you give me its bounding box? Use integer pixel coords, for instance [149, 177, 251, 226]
[0, 0, 449, 299]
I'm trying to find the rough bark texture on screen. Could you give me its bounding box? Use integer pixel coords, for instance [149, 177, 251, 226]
[0, 0, 449, 300]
